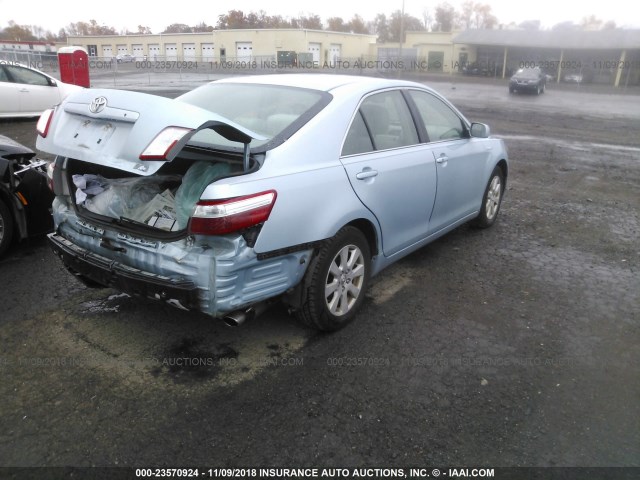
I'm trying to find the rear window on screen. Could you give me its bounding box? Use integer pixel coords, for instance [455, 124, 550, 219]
[514, 68, 540, 79]
[177, 83, 330, 151]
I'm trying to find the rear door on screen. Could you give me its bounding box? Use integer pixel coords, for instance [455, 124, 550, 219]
[340, 89, 437, 257]
[4, 65, 62, 115]
[0, 66, 21, 115]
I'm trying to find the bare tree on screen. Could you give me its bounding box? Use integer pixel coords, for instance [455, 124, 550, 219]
[327, 17, 349, 32]
[389, 10, 424, 42]
[349, 15, 369, 34]
[459, 2, 497, 29]
[298, 15, 323, 30]
[581, 15, 603, 30]
[422, 9, 435, 31]
[0, 21, 38, 41]
[374, 13, 391, 42]
[434, 3, 456, 32]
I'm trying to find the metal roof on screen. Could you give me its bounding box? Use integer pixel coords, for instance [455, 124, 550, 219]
[453, 29, 640, 50]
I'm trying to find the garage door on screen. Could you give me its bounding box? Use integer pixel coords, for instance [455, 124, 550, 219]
[183, 43, 196, 61]
[202, 43, 214, 62]
[116, 45, 128, 55]
[329, 44, 341, 65]
[308, 43, 321, 63]
[132, 44, 144, 60]
[148, 44, 160, 61]
[236, 42, 253, 60]
[102, 45, 113, 59]
[165, 44, 177, 61]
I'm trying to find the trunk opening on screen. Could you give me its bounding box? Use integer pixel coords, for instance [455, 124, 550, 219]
[65, 151, 253, 238]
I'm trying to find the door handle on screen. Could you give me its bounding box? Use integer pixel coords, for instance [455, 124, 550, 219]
[436, 155, 449, 164]
[356, 169, 378, 180]
[19, 88, 29, 93]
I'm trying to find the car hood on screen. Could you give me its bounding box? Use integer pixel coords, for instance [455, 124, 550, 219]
[36, 88, 263, 176]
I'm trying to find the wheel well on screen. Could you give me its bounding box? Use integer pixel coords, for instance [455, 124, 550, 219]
[496, 159, 508, 186]
[346, 218, 378, 257]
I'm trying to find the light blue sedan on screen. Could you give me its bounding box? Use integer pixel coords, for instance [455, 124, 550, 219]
[37, 74, 508, 331]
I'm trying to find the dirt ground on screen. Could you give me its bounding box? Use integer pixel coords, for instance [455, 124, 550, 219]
[0, 79, 638, 472]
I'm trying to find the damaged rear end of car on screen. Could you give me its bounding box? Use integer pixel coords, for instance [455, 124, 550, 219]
[37, 87, 322, 320]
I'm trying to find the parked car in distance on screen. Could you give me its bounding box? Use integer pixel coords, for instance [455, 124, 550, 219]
[509, 67, 546, 94]
[37, 74, 508, 331]
[563, 70, 593, 84]
[116, 54, 135, 63]
[0, 63, 83, 118]
[0, 135, 54, 256]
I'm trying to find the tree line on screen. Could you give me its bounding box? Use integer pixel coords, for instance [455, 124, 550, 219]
[0, 4, 620, 44]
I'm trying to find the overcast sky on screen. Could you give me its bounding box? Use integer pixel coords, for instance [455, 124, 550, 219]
[1, 0, 638, 33]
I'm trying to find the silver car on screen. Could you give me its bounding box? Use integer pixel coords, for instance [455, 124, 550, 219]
[37, 74, 508, 331]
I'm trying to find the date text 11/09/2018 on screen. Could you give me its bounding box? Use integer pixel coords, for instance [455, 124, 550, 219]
[135, 467, 496, 478]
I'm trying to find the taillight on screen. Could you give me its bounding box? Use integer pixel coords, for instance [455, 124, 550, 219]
[139, 126, 193, 160]
[37, 108, 55, 137]
[189, 190, 277, 236]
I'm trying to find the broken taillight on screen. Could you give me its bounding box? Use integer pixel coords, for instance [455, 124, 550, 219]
[36, 108, 55, 138]
[189, 190, 277, 236]
[139, 126, 193, 160]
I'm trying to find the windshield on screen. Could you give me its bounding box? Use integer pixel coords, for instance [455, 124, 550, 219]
[177, 83, 330, 151]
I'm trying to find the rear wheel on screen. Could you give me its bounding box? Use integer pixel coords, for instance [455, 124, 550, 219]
[296, 226, 370, 331]
[0, 200, 14, 256]
[472, 167, 504, 229]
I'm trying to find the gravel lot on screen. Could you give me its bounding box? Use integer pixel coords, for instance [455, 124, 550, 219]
[0, 76, 638, 473]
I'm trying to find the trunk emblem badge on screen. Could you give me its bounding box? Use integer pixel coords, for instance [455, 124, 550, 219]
[89, 96, 108, 114]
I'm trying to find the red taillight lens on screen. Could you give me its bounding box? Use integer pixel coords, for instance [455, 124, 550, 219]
[37, 108, 55, 137]
[139, 126, 193, 160]
[189, 190, 277, 236]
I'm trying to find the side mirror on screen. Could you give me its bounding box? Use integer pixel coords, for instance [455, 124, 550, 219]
[48, 78, 57, 87]
[470, 122, 490, 138]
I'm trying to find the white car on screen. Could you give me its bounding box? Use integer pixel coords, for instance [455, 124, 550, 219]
[0, 63, 83, 118]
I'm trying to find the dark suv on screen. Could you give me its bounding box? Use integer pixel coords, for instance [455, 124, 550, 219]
[509, 67, 546, 95]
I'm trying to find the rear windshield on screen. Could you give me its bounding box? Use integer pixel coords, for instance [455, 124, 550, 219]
[514, 68, 540, 78]
[177, 83, 330, 152]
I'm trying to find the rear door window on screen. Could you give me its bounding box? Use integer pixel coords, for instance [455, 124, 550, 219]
[342, 89, 419, 155]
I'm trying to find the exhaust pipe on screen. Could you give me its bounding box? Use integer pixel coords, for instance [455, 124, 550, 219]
[223, 310, 247, 327]
[222, 302, 269, 327]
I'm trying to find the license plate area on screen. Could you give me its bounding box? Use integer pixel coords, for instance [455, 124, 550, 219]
[70, 119, 116, 151]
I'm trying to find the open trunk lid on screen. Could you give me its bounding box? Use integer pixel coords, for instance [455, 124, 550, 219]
[36, 88, 262, 176]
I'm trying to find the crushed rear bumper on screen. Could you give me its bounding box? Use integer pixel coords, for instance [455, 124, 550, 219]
[48, 232, 200, 310]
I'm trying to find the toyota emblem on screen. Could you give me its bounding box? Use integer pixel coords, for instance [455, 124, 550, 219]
[89, 96, 108, 114]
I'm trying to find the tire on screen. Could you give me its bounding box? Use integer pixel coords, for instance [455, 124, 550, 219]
[472, 167, 505, 229]
[296, 226, 371, 331]
[541, 83, 546, 93]
[0, 199, 14, 257]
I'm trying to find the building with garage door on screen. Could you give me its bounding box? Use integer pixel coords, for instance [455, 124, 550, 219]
[67, 29, 377, 65]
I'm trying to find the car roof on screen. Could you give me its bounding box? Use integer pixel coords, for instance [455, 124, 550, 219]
[211, 74, 428, 93]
